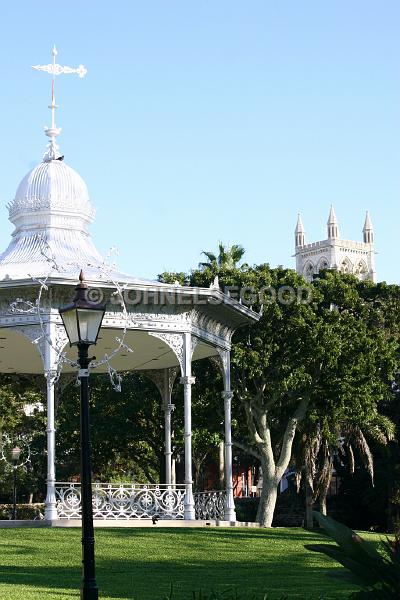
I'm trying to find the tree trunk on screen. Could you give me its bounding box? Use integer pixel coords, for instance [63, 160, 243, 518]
[194, 458, 207, 491]
[256, 478, 278, 527]
[305, 483, 314, 528]
[318, 458, 332, 517]
[241, 396, 309, 528]
[319, 491, 327, 516]
[305, 465, 314, 528]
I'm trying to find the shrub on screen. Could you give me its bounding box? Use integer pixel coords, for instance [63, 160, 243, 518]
[0, 503, 44, 520]
[234, 498, 259, 522]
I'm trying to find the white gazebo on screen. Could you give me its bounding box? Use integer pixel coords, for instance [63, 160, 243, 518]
[0, 49, 259, 523]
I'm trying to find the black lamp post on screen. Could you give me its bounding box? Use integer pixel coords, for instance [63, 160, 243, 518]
[59, 271, 105, 600]
[11, 446, 21, 520]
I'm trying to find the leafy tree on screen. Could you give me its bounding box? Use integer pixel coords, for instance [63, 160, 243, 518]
[186, 263, 398, 527]
[298, 276, 400, 526]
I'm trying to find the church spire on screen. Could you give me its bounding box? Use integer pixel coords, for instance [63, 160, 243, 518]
[363, 211, 374, 244]
[327, 205, 339, 239]
[295, 213, 305, 247]
[32, 46, 87, 162]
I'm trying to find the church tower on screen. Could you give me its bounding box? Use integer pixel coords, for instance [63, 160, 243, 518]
[294, 208, 376, 282]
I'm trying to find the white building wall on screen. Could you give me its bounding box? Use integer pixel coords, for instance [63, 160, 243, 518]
[294, 211, 376, 282]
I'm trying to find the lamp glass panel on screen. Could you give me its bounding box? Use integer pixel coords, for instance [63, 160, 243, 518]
[60, 308, 79, 345]
[76, 308, 103, 344]
[11, 447, 21, 461]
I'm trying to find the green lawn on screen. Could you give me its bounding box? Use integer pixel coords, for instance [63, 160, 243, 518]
[0, 527, 382, 599]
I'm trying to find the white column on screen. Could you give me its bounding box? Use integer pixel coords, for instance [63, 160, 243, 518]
[171, 457, 176, 488]
[222, 390, 236, 521]
[221, 351, 236, 522]
[180, 332, 195, 520]
[44, 322, 59, 521]
[44, 370, 58, 520]
[163, 369, 174, 486]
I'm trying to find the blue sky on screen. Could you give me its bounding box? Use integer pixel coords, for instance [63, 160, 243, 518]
[0, 1, 398, 282]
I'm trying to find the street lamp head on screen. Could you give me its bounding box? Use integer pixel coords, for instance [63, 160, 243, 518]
[59, 270, 106, 346]
[11, 446, 21, 462]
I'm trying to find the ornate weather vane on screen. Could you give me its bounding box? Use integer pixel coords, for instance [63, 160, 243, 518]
[32, 46, 87, 162]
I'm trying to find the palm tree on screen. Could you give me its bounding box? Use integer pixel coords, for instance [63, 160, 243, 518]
[198, 243, 246, 271]
[295, 413, 395, 526]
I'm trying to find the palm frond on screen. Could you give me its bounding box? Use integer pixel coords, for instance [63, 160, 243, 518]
[198, 251, 217, 270]
[230, 244, 245, 264]
[366, 414, 396, 444]
[315, 440, 333, 501]
[352, 426, 374, 484]
[346, 442, 355, 474]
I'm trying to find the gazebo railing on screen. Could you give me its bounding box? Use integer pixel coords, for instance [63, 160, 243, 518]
[55, 483, 186, 520]
[55, 483, 227, 520]
[193, 490, 226, 520]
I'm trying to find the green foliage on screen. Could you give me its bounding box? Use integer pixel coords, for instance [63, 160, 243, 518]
[234, 497, 259, 522]
[305, 511, 400, 598]
[192, 262, 400, 525]
[0, 375, 46, 502]
[56, 372, 166, 482]
[158, 271, 189, 285]
[294, 273, 400, 518]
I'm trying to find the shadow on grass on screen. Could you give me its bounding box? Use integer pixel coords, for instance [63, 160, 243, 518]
[0, 555, 355, 600]
[0, 542, 39, 555]
[105, 527, 327, 544]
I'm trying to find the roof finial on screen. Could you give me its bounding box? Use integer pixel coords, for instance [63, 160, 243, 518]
[295, 213, 305, 247]
[32, 46, 87, 162]
[363, 211, 374, 244]
[327, 205, 340, 239]
[295, 213, 305, 233]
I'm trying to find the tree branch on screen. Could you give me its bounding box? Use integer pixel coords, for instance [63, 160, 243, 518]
[233, 440, 261, 461]
[276, 396, 309, 477]
[243, 401, 264, 445]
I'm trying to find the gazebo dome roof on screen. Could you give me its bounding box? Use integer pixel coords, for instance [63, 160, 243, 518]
[9, 159, 95, 225]
[0, 152, 106, 281]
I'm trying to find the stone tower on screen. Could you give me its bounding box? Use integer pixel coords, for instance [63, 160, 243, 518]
[294, 207, 376, 282]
